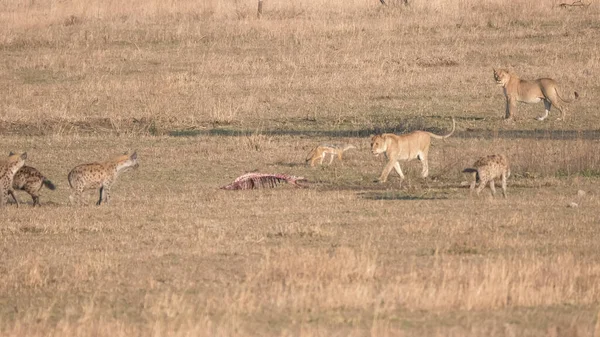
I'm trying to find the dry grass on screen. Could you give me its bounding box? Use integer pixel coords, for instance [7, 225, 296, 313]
[1, 135, 600, 336]
[2, 0, 598, 131]
[2, 0, 600, 335]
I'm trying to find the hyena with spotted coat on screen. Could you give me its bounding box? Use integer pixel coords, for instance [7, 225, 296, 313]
[68, 152, 138, 206]
[10, 165, 56, 207]
[463, 154, 510, 198]
[0, 152, 27, 208]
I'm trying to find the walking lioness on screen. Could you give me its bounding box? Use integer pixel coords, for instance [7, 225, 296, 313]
[370, 118, 455, 184]
[493, 68, 578, 121]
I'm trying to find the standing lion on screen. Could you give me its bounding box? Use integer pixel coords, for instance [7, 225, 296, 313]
[493, 68, 578, 121]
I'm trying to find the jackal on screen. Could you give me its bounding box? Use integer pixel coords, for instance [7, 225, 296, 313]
[306, 143, 356, 167]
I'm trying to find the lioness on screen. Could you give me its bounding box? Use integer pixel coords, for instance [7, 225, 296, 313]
[493, 68, 578, 121]
[370, 118, 455, 184]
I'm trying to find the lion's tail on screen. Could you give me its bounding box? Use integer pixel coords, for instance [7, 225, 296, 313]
[428, 117, 456, 140]
[555, 87, 579, 104]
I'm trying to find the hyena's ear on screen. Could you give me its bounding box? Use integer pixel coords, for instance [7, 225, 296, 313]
[20, 152, 27, 160]
[130, 151, 137, 160]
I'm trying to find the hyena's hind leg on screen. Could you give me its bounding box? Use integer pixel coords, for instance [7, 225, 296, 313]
[32, 195, 41, 207]
[97, 184, 111, 205]
[69, 188, 84, 206]
[489, 179, 497, 197]
[96, 187, 104, 205]
[24, 186, 42, 207]
[476, 176, 489, 196]
[8, 190, 20, 208]
[501, 172, 508, 198]
[469, 172, 478, 195]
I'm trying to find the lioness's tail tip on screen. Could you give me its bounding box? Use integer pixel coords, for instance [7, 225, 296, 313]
[574, 91, 579, 99]
[444, 117, 456, 138]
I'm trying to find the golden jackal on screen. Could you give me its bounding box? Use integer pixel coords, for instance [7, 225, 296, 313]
[306, 143, 356, 167]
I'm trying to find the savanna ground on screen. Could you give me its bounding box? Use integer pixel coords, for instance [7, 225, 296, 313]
[2, 0, 600, 335]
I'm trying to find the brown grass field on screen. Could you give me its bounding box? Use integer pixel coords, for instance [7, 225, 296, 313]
[2, 0, 600, 335]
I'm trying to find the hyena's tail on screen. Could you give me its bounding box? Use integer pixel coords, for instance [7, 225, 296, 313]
[67, 171, 75, 189]
[462, 168, 480, 182]
[43, 178, 56, 191]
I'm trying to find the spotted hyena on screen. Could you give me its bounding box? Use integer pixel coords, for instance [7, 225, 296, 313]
[10, 165, 56, 207]
[68, 152, 138, 206]
[463, 154, 510, 198]
[0, 152, 27, 207]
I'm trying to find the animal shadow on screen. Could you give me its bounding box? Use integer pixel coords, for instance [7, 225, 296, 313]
[359, 191, 448, 201]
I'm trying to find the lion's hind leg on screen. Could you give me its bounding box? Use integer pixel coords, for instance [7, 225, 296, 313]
[548, 98, 566, 121]
[537, 100, 551, 121]
[554, 102, 566, 121]
[418, 154, 429, 178]
[545, 86, 568, 121]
